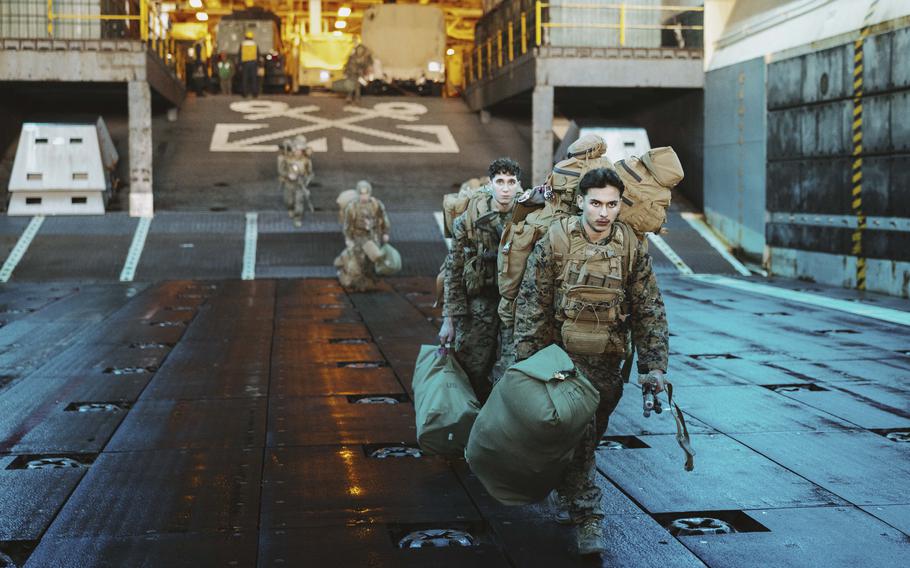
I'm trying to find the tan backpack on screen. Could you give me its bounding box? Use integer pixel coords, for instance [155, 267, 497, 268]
[614, 147, 684, 235]
[496, 150, 612, 323]
[442, 179, 489, 238]
[496, 203, 561, 325]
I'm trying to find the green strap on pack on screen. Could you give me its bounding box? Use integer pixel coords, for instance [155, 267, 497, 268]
[665, 382, 695, 472]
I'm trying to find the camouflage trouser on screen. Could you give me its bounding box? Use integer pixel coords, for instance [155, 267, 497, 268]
[453, 291, 501, 403]
[491, 325, 515, 386]
[281, 179, 293, 210]
[337, 237, 381, 292]
[292, 183, 313, 224]
[557, 358, 625, 522]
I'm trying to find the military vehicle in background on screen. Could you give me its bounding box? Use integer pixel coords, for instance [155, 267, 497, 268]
[295, 32, 356, 93]
[361, 4, 447, 96]
[215, 8, 291, 93]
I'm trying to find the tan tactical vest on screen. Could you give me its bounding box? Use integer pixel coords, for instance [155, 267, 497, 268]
[549, 217, 638, 357]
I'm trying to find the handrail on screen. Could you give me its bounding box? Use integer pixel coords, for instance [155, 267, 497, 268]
[535, 1, 704, 47]
[467, 0, 703, 86]
[45, 0, 152, 41]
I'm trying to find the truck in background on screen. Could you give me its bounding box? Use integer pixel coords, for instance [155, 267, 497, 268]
[295, 32, 356, 93]
[215, 9, 290, 93]
[361, 4, 446, 96]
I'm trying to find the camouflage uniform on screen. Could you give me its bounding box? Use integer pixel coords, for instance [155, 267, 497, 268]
[513, 219, 669, 522]
[284, 153, 314, 226]
[340, 195, 391, 291]
[443, 191, 514, 401]
[344, 45, 373, 103]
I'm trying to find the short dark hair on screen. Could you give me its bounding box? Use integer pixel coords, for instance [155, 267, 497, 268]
[578, 167, 624, 198]
[489, 157, 521, 180]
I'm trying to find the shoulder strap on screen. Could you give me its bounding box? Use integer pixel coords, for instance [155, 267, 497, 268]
[464, 192, 491, 241]
[548, 217, 572, 264]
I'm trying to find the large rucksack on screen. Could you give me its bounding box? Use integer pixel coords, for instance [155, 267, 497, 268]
[614, 147, 684, 235]
[464, 344, 600, 505]
[436, 186, 492, 306]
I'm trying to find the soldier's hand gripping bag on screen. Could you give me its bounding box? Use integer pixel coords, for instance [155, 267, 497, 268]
[375, 243, 402, 276]
[465, 344, 600, 505]
[412, 345, 480, 457]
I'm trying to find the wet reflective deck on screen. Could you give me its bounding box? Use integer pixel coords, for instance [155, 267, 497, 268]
[0, 274, 907, 567]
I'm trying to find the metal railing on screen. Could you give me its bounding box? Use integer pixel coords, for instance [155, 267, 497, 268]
[1, 1, 182, 79]
[467, 0, 703, 85]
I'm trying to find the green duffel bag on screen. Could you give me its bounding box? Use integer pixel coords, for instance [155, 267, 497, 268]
[375, 243, 402, 276]
[412, 345, 480, 457]
[465, 344, 599, 505]
[331, 77, 355, 93]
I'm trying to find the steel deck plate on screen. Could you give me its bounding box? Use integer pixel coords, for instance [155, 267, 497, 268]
[268, 396, 416, 447]
[273, 340, 384, 365]
[260, 446, 477, 528]
[0, 455, 86, 540]
[860, 505, 910, 536]
[153, 339, 271, 380]
[143, 372, 270, 400]
[677, 506, 910, 568]
[259, 526, 511, 567]
[274, 321, 370, 342]
[24, 533, 258, 568]
[732, 430, 910, 506]
[673, 385, 858, 433]
[106, 399, 267, 451]
[773, 384, 910, 429]
[44, 448, 262, 538]
[597, 434, 846, 514]
[271, 364, 404, 397]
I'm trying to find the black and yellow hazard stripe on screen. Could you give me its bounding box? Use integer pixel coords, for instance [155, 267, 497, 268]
[850, 0, 878, 291]
[851, 31, 867, 290]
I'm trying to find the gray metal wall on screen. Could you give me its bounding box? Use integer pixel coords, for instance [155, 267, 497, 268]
[703, 57, 766, 260]
[765, 26, 910, 296]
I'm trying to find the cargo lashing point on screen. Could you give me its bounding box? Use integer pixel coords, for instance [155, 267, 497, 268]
[65, 401, 131, 413]
[7, 453, 97, 470]
[103, 366, 157, 375]
[128, 342, 175, 350]
[356, 396, 398, 404]
[25, 457, 85, 469]
[149, 321, 186, 328]
[598, 435, 650, 450]
[337, 361, 386, 369]
[362, 442, 422, 459]
[689, 353, 739, 360]
[886, 432, 910, 443]
[764, 383, 828, 393]
[668, 517, 736, 536]
[398, 529, 475, 548]
[347, 393, 409, 404]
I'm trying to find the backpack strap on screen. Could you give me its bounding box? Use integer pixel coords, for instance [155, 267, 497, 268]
[548, 217, 572, 265]
[463, 192, 491, 242]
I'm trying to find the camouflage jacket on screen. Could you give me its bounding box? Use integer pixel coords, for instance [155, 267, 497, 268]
[443, 194, 512, 317]
[343, 197, 390, 242]
[513, 219, 669, 373]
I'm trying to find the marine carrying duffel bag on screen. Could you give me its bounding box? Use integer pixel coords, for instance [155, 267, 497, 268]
[465, 344, 600, 505]
[412, 345, 480, 457]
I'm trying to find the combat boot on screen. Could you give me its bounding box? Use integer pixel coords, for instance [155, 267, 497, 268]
[547, 490, 574, 525]
[575, 517, 606, 556]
